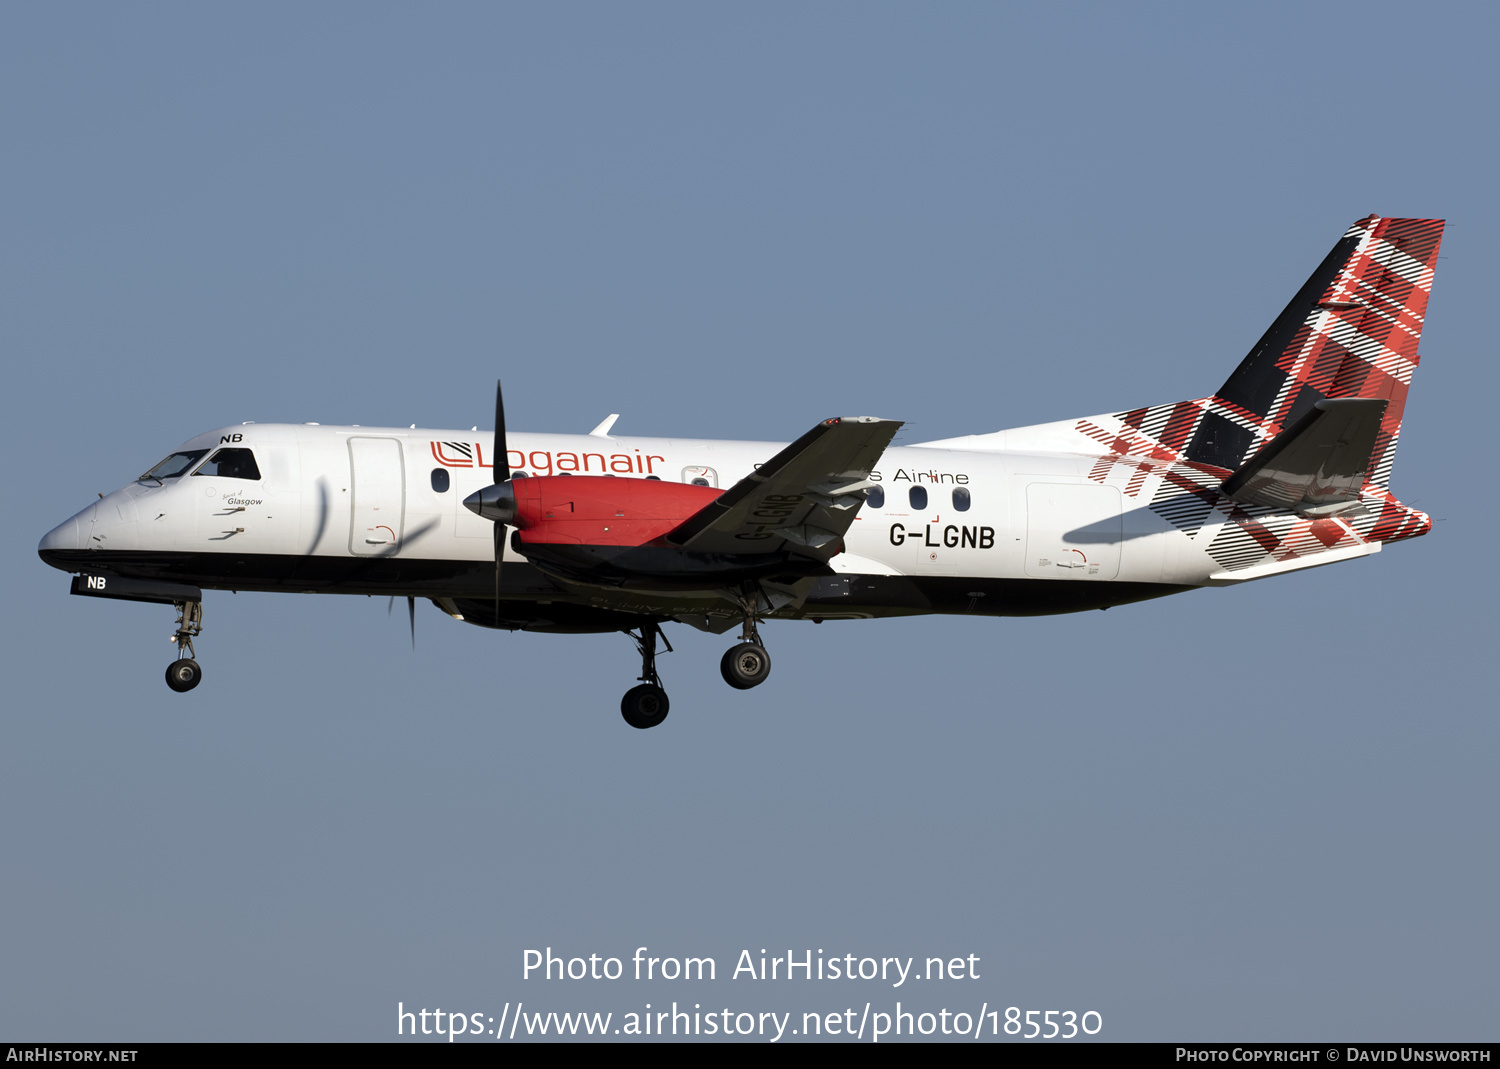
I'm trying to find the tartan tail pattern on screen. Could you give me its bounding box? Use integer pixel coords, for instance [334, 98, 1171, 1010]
[1072, 216, 1443, 569]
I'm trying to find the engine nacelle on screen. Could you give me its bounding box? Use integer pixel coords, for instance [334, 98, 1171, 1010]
[511, 476, 723, 547]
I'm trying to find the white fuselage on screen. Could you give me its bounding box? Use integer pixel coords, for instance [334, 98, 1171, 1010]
[44, 421, 1238, 610]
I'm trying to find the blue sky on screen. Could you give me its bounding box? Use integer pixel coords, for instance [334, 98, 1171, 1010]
[3, 2, 1496, 1042]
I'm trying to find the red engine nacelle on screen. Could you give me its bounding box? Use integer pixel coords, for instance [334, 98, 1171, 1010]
[510, 476, 723, 547]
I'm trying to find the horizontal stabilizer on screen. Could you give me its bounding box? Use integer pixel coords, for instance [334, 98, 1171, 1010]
[1221, 398, 1386, 513]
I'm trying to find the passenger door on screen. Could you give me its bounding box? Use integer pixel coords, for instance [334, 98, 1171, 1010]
[348, 437, 407, 555]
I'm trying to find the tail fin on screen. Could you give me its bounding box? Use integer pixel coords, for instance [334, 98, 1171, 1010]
[917, 215, 1444, 516]
[1183, 215, 1444, 492]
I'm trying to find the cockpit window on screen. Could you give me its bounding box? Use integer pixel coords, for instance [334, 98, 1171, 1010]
[193, 448, 262, 481]
[140, 450, 208, 482]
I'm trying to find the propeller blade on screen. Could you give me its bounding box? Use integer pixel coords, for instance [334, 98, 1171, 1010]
[494, 524, 506, 609]
[387, 596, 394, 616]
[372, 517, 440, 557]
[306, 476, 330, 555]
[407, 596, 416, 649]
[481, 380, 514, 624]
[494, 379, 510, 482]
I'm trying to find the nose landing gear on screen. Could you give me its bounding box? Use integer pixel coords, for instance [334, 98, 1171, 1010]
[164, 599, 203, 693]
[165, 658, 201, 692]
[621, 621, 671, 729]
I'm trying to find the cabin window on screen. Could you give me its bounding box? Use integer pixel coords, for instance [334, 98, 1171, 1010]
[431, 468, 450, 493]
[952, 487, 971, 512]
[193, 448, 261, 480]
[865, 485, 885, 509]
[909, 486, 928, 510]
[139, 450, 207, 481]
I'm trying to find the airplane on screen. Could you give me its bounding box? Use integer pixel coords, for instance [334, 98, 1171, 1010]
[38, 215, 1443, 729]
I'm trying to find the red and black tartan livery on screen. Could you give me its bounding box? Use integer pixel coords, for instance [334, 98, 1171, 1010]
[1187, 214, 1442, 488]
[1072, 216, 1443, 572]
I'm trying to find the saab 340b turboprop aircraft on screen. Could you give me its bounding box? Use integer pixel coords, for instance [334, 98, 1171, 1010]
[39, 215, 1442, 728]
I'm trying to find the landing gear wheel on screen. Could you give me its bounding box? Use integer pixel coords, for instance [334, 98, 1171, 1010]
[165, 659, 202, 693]
[721, 643, 772, 690]
[621, 684, 669, 729]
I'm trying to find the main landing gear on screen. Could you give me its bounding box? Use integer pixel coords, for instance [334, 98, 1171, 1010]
[618, 594, 775, 729]
[621, 621, 671, 729]
[164, 598, 204, 693]
[720, 589, 771, 691]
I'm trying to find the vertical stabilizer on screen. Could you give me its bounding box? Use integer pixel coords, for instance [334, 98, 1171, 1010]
[1184, 215, 1444, 491]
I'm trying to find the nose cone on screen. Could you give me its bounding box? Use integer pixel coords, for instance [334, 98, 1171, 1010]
[39, 515, 82, 555]
[38, 503, 93, 570]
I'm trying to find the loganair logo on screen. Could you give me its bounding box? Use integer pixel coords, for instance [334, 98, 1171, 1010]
[431, 442, 665, 477]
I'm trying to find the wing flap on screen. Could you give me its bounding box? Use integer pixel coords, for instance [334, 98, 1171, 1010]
[667, 417, 902, 556]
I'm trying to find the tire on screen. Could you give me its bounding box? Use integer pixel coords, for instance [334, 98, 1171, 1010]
[720, 643, 771, 690]
[620, 683, 669, 729]
[165, 659, 202, 693]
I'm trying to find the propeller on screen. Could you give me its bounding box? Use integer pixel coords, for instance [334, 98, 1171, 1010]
[463, 380, 519, 608]
[305, 476, 331, 555]
[387, 595, 417, 648]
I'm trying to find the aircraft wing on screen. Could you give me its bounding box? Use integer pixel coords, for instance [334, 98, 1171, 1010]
[666, 416, 902, 558]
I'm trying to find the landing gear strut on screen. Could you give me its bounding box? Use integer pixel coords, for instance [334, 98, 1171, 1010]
[621, 621, 671, 729]
[720, 588, 772, 690]
[164, 599, 203, 693]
